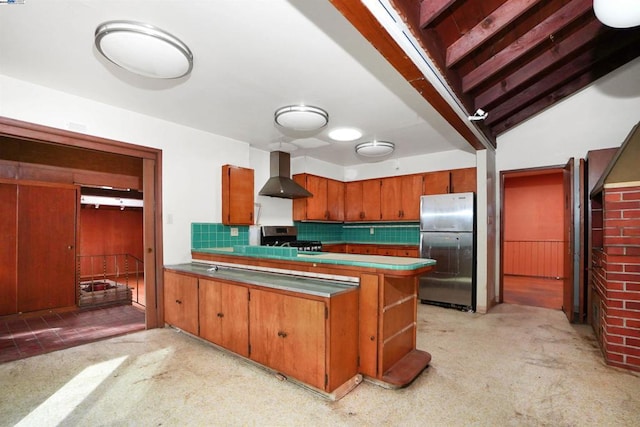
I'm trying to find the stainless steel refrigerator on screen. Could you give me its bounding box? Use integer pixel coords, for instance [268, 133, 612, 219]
[419, 192, 476, 311]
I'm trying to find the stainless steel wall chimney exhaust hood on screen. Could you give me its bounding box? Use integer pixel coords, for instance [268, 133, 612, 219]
[258, 151, 312, 199]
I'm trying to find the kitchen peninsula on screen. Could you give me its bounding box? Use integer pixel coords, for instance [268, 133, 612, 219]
[164, 245, 435, 399]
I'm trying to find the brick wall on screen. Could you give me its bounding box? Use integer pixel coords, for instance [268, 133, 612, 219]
[594, 185, 640, 371]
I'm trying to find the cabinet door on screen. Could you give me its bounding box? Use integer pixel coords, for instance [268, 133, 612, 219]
[327, 179, 344, 221]
[451, 167, 476, 193]
[362, 179, 381, 221]
[17, 184, 76, 313]
[345, 181, 364, 221]
[222, 165, 254, 225]
[380, 177, 402, 220]
[346, 179, 381, 221]
[0, 183, 17, 316]
[292, 174, 307, 221]
[199, 278, 249, 357]
[250, 289, 326, 390]
[164, 271, 199, 336]
[306, 174, 328, 220]
[423, 171, 450, 195]
[400, 174, 424, 220]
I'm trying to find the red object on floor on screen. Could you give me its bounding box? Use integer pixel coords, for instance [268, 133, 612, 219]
[0, 304, 145, 364]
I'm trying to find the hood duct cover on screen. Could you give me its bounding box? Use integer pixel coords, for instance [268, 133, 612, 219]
[258, 151, 312, 199]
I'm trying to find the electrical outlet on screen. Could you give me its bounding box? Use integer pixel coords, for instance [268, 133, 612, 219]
[370, 227, 374, 235]
[230, 227, 239, 237]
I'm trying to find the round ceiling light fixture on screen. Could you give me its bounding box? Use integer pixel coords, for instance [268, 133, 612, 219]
[95, 21, 193, 79]
[593, 0, 640, 28]
[355, 140, 395, 157]
[328, 127, 363, 142]
[274, 105, 329, 131]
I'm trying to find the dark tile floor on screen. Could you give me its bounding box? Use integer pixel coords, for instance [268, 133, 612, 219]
[0, 304, 145, 364]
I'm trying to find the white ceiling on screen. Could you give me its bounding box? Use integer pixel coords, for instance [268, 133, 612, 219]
[0, 0, 474, 166]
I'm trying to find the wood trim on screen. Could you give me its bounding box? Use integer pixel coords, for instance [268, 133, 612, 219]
[0, 116, 163, 330]
[0, 117, 158, 159]
[474, 19, 604, 110]
[328, 0, 488, 150]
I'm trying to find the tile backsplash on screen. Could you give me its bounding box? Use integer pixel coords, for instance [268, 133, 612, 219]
[192, 222, 420, 250]
[191, 223, 248, 249]
[297, 222, 419, 244]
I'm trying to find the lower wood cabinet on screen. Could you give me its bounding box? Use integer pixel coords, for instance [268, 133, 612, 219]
[163, 269, 359, 394]
[321, 243, 346, 253]
[164, 271, 199, 336]
[346, 244, 377, 255]
[342, 244, 419, 258]
[249, 289, 326, 389]
[359, 272, 429, 386]
[199, 278, 249, 357]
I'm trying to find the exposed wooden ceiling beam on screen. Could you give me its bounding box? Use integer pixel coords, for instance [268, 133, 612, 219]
[446, 0, 543, 68]
[419, 0, 458, 28]
[329, 0, 491, 149]
[475, 19, 604, 110]
[490, 32, 640, 135]
[486, 50, 603, 125]
[461, 0, 592, 93]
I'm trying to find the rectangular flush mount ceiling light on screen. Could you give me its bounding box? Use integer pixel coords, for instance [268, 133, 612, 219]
[80, 195, 143, 208]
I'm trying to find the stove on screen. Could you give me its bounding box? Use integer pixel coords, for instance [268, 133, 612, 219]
[260, 226, 322, 252]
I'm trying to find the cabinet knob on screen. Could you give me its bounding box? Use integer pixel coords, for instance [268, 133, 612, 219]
[175, 299, 182, 304]
[217, 312, 224, 318]
[277, 331, 288, 338]
[370, 335, 375, 341]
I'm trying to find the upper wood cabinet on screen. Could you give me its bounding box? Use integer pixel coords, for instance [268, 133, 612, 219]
[293, 174, 344, 222]
[222, 165, 254, 225]
[345, 179, 381, 221]
[450, 167, 477, 193]
[293, 168, 474, 223]
[380, 174, 423, 220]
[423, 170, 451, 194]
[423, 168, 476, 195]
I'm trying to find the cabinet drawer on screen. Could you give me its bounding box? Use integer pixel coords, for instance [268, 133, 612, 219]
[397, 248, 419, 257]
[376, 247, 398, 256]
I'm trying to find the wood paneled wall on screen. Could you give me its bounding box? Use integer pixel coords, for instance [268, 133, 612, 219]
[79, 206, 144, 278]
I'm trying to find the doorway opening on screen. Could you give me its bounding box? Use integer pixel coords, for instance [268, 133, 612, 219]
[500, 162, 576, 321]
[79, 186, 145, 309]
[0, 117, 163, 331]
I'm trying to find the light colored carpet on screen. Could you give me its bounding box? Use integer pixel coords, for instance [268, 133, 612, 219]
[1, 303, 638, 426]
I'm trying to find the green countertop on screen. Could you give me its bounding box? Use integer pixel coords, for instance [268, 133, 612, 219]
[193, 246, 435, 271]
